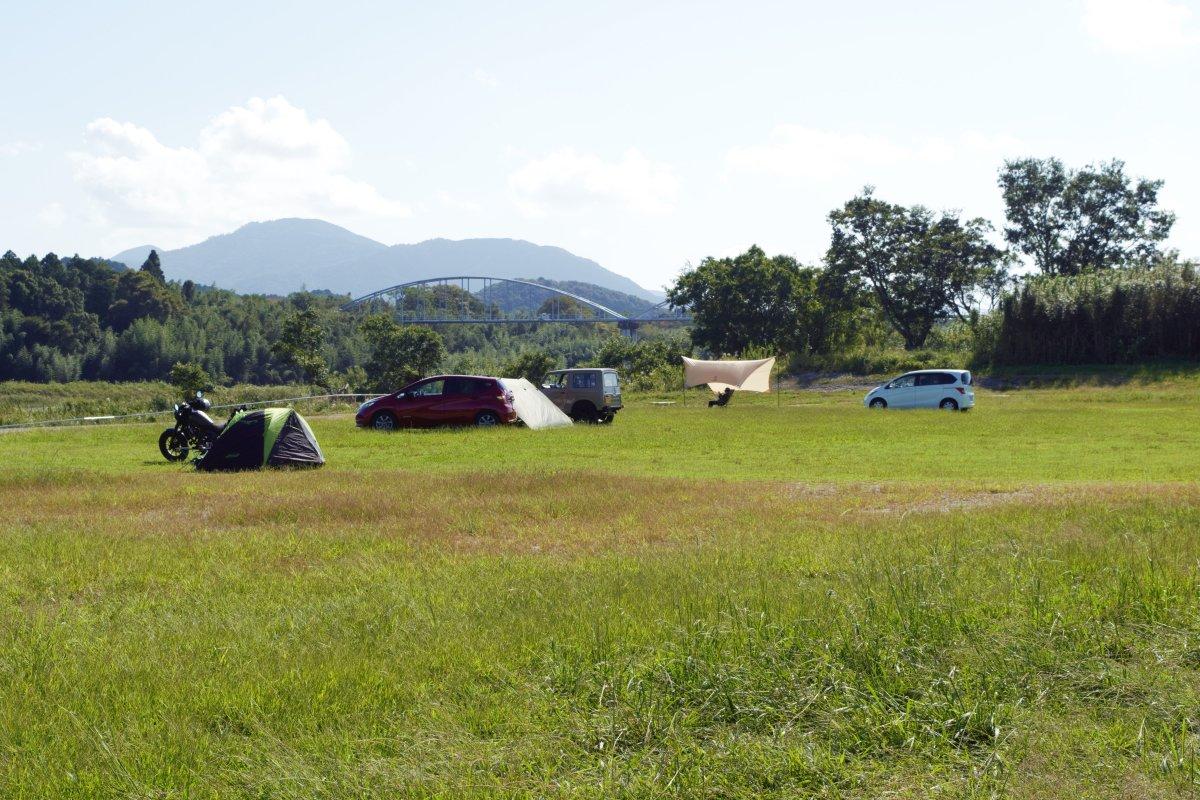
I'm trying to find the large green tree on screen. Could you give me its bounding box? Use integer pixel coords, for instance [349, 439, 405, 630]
[358, 315, 446, 391]
[270, 307, 329, 386]
[502, 349, 557, 382]
[825, 189, 1008, 350]
[667, 246, 825, 356]
[998, 158, 1175, 276]
[139, 250, 166, 283]
[106, 270, 182, 332]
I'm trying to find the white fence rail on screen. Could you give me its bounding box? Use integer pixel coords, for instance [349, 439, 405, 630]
[0, 393, 377, 432]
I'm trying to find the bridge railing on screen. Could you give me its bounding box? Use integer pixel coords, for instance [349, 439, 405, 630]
[341, 275, 690, 325]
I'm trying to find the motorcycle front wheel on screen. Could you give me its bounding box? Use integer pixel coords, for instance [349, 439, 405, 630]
[159, 429, 190, 462]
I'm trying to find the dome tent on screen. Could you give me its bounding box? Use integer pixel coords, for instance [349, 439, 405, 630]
[196, 408, 324, 471]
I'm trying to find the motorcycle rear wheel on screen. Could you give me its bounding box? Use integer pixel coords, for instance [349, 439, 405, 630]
[159, 429, 190, 462]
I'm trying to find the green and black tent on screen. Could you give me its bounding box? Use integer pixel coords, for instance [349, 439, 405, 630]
[196, 408, 325, 471]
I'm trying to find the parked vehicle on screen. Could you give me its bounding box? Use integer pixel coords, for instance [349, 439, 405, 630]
[539, 368, 622, 422]
[158, 391, 246, 461]
[355, 375, 517, 430]
[863, 370, 974, 411]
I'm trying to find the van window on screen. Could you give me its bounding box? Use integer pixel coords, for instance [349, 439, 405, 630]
[570, 372, 598, 389]
[603, 372, 619, 390]
[542, 373, 565, 389]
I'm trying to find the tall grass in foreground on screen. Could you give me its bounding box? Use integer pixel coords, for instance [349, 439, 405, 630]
[1, 384, 1199, 796]
[1, 468, 1198, 797]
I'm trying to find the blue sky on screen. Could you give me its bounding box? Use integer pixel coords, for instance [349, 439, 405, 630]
[1, 0, 1197, 292]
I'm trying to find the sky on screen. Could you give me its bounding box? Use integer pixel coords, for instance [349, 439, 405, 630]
[1, 0, 1198, 293]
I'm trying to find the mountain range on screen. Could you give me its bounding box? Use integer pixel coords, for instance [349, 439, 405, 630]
[111, 219, 663, 302]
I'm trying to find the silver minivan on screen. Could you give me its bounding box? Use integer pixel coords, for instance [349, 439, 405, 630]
[864, 370, 974, 411]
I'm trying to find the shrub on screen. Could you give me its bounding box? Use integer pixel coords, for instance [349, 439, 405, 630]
[168, 361, 214, 397]
[982, 262, 1200, 365]
[502, 349, 557, 383]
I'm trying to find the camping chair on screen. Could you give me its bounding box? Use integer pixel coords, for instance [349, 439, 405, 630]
[708, 388, 734, 408]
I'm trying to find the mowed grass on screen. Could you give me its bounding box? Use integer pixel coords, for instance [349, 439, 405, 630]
[1, 383, 1199, 797]
[4, 381, 1200, 483]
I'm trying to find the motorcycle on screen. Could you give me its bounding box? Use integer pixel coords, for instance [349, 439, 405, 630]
[157, 392, 245, 462]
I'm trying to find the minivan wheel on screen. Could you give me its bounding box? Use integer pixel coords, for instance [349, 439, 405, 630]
[869, 398, 887, 409]
[939, 398, 959, 411]
[372, 411, 398, 431]
[475, 410, 501, 427]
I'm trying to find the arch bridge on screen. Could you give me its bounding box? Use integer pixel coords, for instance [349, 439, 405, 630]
[341, 276, 690, 330]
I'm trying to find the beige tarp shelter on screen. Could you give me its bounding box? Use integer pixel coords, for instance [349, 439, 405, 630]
[499, 378, 573, 430]
[683, 356, 776, 394]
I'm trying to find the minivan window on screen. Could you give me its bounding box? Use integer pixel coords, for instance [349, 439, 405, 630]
[571, 372, 598, 389]
[890, 375, 916, 389]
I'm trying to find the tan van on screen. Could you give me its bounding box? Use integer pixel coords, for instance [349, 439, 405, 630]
[539, 368, 623, 423]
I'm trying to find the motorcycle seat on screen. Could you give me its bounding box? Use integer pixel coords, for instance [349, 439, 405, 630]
[192, 409, 223, 433]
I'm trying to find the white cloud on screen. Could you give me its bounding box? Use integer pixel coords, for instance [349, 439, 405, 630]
[725, 125, 1023, 183]
[1082, 0, 1200, 54]
[0, 140, 40, 157]
[37, 202, 66, 228]
[509, 147, 678, 216]
[436, 191, 483, 212]
[71, 96, 408, 247]
[472, 68, 500, 88]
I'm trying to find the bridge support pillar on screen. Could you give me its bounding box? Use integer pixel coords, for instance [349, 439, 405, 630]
[617, 320, 640, 341]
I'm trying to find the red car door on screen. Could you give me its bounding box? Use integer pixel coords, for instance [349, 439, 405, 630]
[427, 377, 478, 424]
[398, 379, 444, 427]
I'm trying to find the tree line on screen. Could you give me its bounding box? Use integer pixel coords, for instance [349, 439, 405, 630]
[0, 249, 650, 390]
[668, 157, 1194, 366]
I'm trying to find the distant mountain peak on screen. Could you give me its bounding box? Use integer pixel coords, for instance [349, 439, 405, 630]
[109, 245, 162, 268]
[109, 219, 661, 301]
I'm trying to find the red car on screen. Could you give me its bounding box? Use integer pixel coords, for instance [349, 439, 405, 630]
[355, 375, 518, 430]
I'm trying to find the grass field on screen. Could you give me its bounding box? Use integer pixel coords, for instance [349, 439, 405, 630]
[2, 381, 1199, 797]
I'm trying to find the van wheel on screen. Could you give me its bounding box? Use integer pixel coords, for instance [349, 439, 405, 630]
[571, 401, 598, 423]
[939, 398, 959, 411]
[869, 398, 887, 409]
[372, 411, 398, 431]
[475, 411, 501, 426]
